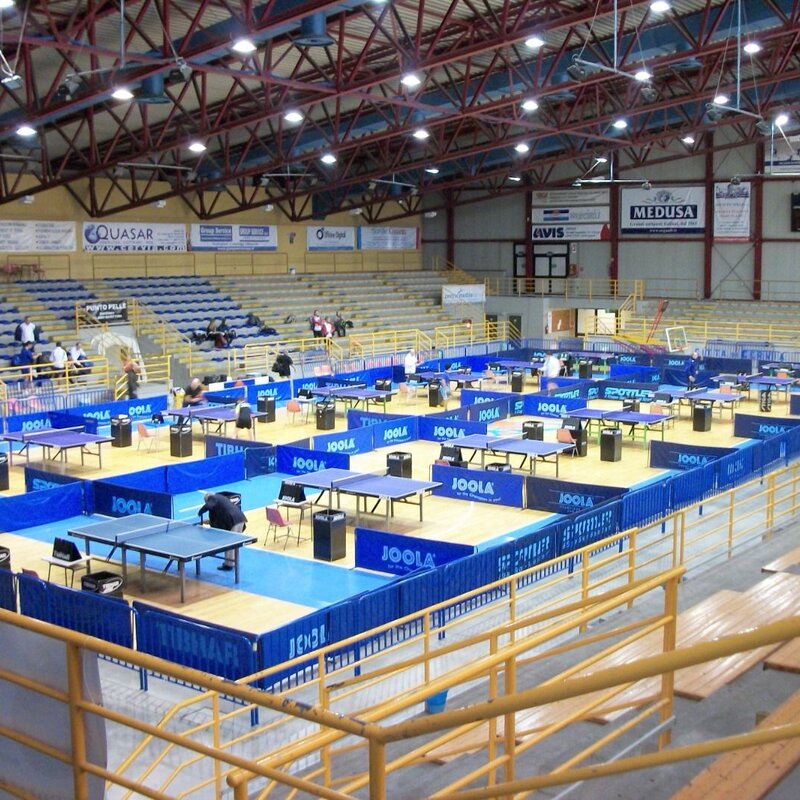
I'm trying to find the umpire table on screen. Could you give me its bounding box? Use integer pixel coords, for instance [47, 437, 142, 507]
[67, 513, 256, 602]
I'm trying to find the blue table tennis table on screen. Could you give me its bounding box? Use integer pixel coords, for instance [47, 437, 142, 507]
[167, 404, 267, 436]
[293, 468, 441, 524]
[417, 371, 483, 390]
[567, 408, 673, 447]
[750, 375, 797, 402]
[444, 433, 573, 476]
[671, 388, 742, 417]
[1, 426, 113, 468]
[310, 386, 396, 412]
[67, 513, 256, 602]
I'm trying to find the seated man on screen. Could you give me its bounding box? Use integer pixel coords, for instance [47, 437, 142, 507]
[182, 378, 205, 406]
[68, 341, 91, 379]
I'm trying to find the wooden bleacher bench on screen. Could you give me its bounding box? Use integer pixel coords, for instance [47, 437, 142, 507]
[671, 689, 800, 800]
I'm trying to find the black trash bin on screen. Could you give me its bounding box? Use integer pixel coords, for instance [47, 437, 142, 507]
[316, 401, 336, 431]
[0, 545, 9, 570]
[578, 360, 593, 380]
[0, 453, 8, 491]
[313, 510, 347, 561]
[375, 378, 393, 401]
[759, 390, 773, 413]
[81, 570, 124, 598]
[428, 381, 441, 408]
[600, 428, 622, 462]
[111, 414, 132, 448]
[257, 395, 276, 423]
[387, 451, 412, 478]
[170, 424, 193, 457]
[693, 404, 712, 432]
[522, 421, 544, 440]
[511, 370, 524, 393]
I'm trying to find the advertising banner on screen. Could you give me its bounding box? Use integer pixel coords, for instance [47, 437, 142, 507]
[442, 284, 487, 304]
[85, 300, 127, 322]
[0, 220, 76, 252]
[355, 528, 473, 575]
[733, 414, 800, 439]
[532, 223, 611, 241]
[532, 188, 610, 205]
[370, 417, 418, 448]
[82, 221, 187, 252]
[532, 206, 610, 224]
[92, 480, 172, 518]
[190, 224, 278, 251]
[620, 186, 705, 234]
[523, 394, 585, 418]
[307, 225, 355, 251]
[312, 425, 374, 456]
[713, 181, 751, 241]
[598, 382, 656, 402]
[526, 477, 627, 514]
[357, 226, 419, 249]
[417, 416, 487, 442]
[431, 463, 524, 507]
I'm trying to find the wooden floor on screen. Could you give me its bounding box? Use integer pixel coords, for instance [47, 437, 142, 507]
[0, 385, 788, 632]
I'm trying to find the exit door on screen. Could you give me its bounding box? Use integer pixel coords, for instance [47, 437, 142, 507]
[509, 315, 522, 346]
[533, 243, 568, 294]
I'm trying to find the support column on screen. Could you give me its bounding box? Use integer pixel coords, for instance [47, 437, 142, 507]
[703, 132, 714, 299]
[445, 190, 455, 268]
[753, 141, 764, 300]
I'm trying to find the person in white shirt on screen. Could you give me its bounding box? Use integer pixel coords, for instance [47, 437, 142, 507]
[404, 349, 418, 377]
[541, 352, 562, 388]
[18, 316, 35, 344]
[50, 341, 68, 379]
[68, 341, 88, 378]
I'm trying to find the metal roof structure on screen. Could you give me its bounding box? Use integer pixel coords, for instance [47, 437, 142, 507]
[0, 0, 798, 221]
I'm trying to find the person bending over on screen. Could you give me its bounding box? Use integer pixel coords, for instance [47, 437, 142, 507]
[198, 492, 248, 571]
[182, 378, 205, 406]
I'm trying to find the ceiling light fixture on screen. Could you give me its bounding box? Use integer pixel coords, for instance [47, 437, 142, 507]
[612, 118, 628, 130]
[682, 134, 695, 144]
[743, 41, 761, 54]
[283, 109, 303, 123]
[0, 0, 15, 8]
[521, 98, 539, 112]
[412, 128, 430, 140]
[775, 113, 790, 127]
[634, 69, 651, 82]
[508, 175, 522, 182]
[188, 141, 207, 153]
[401, 72, 421, 88]
[642, 180, 652, 190]
[15, 124, 35, 137]
[232, 38, 257, 54]
[594, 155, 608, 163]
[714, 93, 729, 105]
[525, 35, 545, 49]
[320, 153, 337, 164]
[1, 73, 21, 90]
[650, 1, 670, 13]
[515, 142, 530, 153]
[424, 165, 440, 174]
[111, 86, 134, 101]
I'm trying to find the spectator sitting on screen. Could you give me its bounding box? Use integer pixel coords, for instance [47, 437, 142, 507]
[68, 341, 91, 378]
[206, 318, 228, 349]
[333, 310, 348, 337]
[217, 318, 235, 346]
[50, 341, 68, 380]
[182, 378, 205, 406]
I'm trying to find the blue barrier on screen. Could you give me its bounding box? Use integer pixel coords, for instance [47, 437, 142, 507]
[523, 394, 585, 418]
[247, 381, 292, 405]
[620, 483, 666, 530]
[791, 394, 800, 416]
[558, 503, 620, 555]
[245, 446, 276, 476]
[110, 465, 168, 490]
[509, 528, 559, 577]
[417, 416, 487, 441]
[428, 405, 471, 421]
[78, 396, 168, 424]
[312, 425, 374, 456]
[0, 483, 84, 530]
[0, 569, 15, 611]
[46, 583, 134, 647]
[17, 571, 48, 620]
[93, 479, 172, 518]
[355, 527, 474, 575]
[370, 416, 418, 448]
[24, 465, 83, 492]
[668, 462, 717, 510]
[526, 477, 627, 514]
[166, 453, 245, 494]
[135, 602, 257, 682]
[49, 411, 99, 434]
[650, 441, 736, 471]
[397, 568, 444, 618]
[441, 550, 506, 623]
[347, 409, 409, 428]
[432, 463, 524, 507]
[599, 382, 656, 402]
[276, 444, 350, 475]
[734, 414, 800, 439]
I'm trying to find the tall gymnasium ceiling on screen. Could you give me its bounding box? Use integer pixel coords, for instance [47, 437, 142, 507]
[0, 0, 798, 221]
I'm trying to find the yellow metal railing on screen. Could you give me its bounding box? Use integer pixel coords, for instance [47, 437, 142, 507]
[485, 276, 646, 303]
[626, 315, 800, 347]
[111, 354, 171, 402]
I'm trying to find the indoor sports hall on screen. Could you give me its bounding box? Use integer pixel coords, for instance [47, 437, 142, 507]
[2, 2, 800, 799]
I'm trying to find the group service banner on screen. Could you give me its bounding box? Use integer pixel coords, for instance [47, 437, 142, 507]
[190, 224, 278, 251]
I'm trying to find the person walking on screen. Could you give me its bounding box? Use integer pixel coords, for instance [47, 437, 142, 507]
[198, 492, 248, 571]
[121, 348, 140, 399]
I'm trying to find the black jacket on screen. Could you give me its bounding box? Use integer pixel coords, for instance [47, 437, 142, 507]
[198, 494, 247, 531]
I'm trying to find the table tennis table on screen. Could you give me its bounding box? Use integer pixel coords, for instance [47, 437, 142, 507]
[2, 426, 113, 468]
[444, 433, 574, 476]
[750, 375, 797, 402]
[310, 386, 396, 412]
[670, 388, 742, 417]
[292, 468, 441, 524]
[417, 370, 483, 391]
[67, 513, 256, 602]
[567, 408, 673, 447]
[166, 404, 267, 436]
